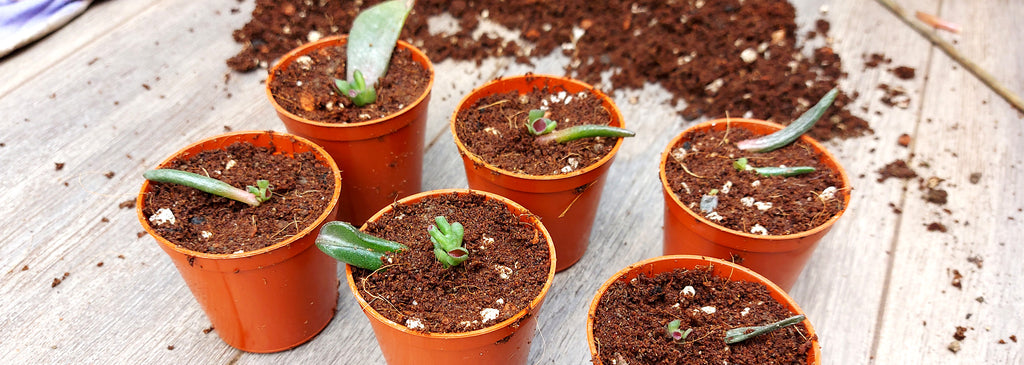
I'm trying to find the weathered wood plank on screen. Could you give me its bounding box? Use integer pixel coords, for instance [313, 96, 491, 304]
[874, 0, 1024, 362]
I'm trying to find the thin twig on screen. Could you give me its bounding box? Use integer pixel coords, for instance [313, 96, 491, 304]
[873, 0, 1024, 113]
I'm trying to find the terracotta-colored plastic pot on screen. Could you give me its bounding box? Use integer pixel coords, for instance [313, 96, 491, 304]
[345, 189, 556, 364]
[267, 35, 434, 225]
[450, 74, 625, 271]
[587, 255, 821, 364]
[660, 118, 851, 291]
[137, 131, 342, 353]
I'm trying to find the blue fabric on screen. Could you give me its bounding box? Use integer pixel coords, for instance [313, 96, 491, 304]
[1, 0, 90, 57]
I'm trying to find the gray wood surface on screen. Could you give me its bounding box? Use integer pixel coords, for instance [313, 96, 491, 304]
[1, 0, 1021, 364]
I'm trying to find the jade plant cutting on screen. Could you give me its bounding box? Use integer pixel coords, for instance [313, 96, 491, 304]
[731, 88, 839, 176]
[333, 0, 412, 106]
[315, 215, 468, 270]
[143, 169, 271, 207]
[525, 108, 635, 143]
[662, 314, 805, 344]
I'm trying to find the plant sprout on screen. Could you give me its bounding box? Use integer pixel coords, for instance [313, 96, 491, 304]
[735, 88, 838, 152]
[333, 0, 413, 106]
[144, 169, 270, 207]
[315, 221, 408, 271]
[665, 319, 693, 343]
[525, 108, 635, 144]
[429, 216, 468, 268]
[733, 157, 815, 177]
[724, 314, 806, 344]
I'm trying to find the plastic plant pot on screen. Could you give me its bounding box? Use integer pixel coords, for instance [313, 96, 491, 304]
[659, 118, 851, 291]
[450, 74, 626, 272]
[267, 35, 434, 225]
[137, 131, 342, 353]
[345, 189, 556, 364]
[587, 255, 821, 364]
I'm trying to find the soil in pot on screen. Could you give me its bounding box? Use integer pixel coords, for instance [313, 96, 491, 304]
[352, 192, 550, 333]
[453, 82, 614, 175]
[591, 266, 815, 364]
[663, 126, 845, 236]
[268, 45, 430, 124]
[141, 141, 335, 253]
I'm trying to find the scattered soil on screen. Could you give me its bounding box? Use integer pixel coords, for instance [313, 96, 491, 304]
[141, 141, 334, 254]
[890, 66, 916, 80]
[877, 159, 917, 182]
[951, 269, 963, 289]
[352, 192, 551, 333]
[118, 199, 136, 209]
[924, 188, 949, 205]
[897, 133, 911, 147]
[926, 222, 948, 232]
[863, 52, 892, 69]
[591, 266, 814, 364]
[453, 79, 617, 175]
[878, 83, 910, 109]
[663, 126, 846, 235]
[953, 326, 968, 341]
[51, 272, 69, 288]
[229, 0, 871, 141]
[268, 45, 431, 123]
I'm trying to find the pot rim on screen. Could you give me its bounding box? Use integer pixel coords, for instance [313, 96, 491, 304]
[659, 118, 852, 242]
[344, 188, 557, 339]
[136, 130, 342, 260]
[450, 74, 625, 182]
[265, 35, 435, 129]
[586, 254, 821, 364]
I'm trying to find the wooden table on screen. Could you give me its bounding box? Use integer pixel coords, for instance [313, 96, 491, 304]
[2, 0, 1021, 363]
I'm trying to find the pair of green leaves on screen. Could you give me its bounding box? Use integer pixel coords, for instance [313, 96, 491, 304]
[333, 0, 412, 107]
[315, 216, 467, 271]
[525, 108, 635, 144]
[144, 169, 271, 207]
[665, 314, 806, 344]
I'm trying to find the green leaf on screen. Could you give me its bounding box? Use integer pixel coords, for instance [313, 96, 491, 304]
[315, 221, 407, 270]
[346, 0, 412, 89]
[736, 88, 838, 152]
[428, 216, 467, 268]
[537, 124, 636, 144]
[144, 169, 261, 206]
[724, 314, 806, 344]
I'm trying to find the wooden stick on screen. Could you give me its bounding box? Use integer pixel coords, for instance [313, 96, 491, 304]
[873, 0, 1024, 114]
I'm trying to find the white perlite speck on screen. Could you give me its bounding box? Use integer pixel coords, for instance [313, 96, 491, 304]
[494, 265, 513, 280]
[484, 127, 501, 136]
[820, 186, 838, 200]
[200, 231, 213, 239]
[480, 308, 500, 323]
[721, 181, 733, 194]
[754, 201, 773, 211]
[681, 285, 696, 297]
[405, 318, 425, 330]
[708, 209, 724, 221]
[750, 224, 768, 235]
[225, 159, 236, 170]
[740, 197, 755, 207]
[700, 306, 716, 314]
[149, 208, 176, 226]
[752, 180, 761, 188]
[740, 48, 758, 63]
[741, 307, 751, 316]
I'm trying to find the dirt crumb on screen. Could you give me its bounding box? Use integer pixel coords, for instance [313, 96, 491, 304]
[926, 222, 948, 232]
[877, 160, 918, 182]
[51, 272, 70, 288]
[55, 162, 65, 170]
[925, 188, 948, 205]
[897, 133, 911, 147]
[967, 255, 983, 269]
[890, 66, 916, 79]
[950, 269, 962, 289]
[968, 172, 982, 184]
[118, 199, 136, 209]
[954, 326, 968, 341]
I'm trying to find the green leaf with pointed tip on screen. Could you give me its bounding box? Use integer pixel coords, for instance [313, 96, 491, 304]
[346, 0, 412, 89]
[315, 221, 407, 270]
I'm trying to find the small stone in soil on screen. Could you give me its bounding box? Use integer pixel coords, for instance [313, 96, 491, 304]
[948, 340, 961, 353]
